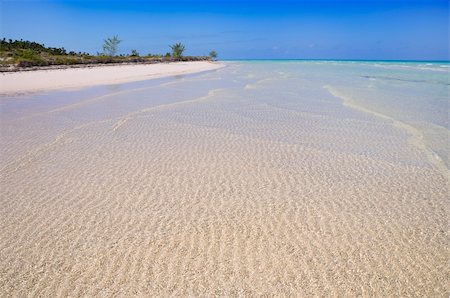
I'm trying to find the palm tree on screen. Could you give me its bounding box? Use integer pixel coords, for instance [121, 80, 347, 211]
[103, 35, 121, 56]
[170, 42, 185, 58]
[209, 50, 218, 60]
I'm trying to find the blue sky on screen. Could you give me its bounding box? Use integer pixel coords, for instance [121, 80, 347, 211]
[1, 0, 448, 60]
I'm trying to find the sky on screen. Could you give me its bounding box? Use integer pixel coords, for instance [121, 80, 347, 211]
[0, 0, 448, 60]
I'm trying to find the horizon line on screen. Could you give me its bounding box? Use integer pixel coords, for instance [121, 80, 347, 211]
[221, 58, 450, 63]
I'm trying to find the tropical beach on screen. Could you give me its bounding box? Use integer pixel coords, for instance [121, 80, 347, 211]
[1, 1, 448, 297]
[1, 59, 448, 296]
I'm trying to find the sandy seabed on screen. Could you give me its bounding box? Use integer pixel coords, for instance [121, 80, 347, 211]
[0, 62, 448, 296]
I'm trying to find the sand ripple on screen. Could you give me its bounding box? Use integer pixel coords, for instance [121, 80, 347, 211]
[0, 63, 448, 296]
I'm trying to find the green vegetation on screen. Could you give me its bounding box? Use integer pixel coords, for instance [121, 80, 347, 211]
[170, 42, 185, 58]
[0, 38, 217, 70]
[102, 35, 121, 56]
[130, 49, 139, 57]
[209, 50, 218, 60]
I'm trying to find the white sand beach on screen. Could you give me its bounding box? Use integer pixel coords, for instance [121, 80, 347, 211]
[0, 61, 224, 94]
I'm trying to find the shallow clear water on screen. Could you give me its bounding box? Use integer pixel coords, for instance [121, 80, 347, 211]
[1, 61, 448, 173]
[0, 61, 448, 296]
[232, 60, 450, 169]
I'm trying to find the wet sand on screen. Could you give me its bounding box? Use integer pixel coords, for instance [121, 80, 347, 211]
[0, 62, 448, 296]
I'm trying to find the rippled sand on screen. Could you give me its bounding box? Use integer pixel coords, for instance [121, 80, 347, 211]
[0, 62, 448, 296]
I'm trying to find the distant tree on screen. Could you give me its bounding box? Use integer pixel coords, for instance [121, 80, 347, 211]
[209, 50, 218, 60]
[102, 35, 121, 56]
[130, 49, 139, 57]
[0, 38, 69, 55]
[169, 42, 185, 58]
[165, 52, 171, 58]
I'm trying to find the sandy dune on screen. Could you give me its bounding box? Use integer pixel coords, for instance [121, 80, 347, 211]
[0, 62, 448, 296]
[0, 61, 224, 95]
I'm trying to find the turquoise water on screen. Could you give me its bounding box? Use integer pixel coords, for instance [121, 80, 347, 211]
[1, 60, 448, 174]
[228, 60, 449, 170]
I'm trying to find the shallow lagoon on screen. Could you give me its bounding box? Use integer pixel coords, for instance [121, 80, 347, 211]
[0, 61, 448, 296]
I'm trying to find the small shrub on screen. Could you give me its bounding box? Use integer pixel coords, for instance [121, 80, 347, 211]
[130, 49, 139, 57]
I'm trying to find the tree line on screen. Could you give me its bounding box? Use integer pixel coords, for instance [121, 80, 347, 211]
[0, 36, 218, 68]
[0, 38, 88, 56]
[101, 35, 217, 60]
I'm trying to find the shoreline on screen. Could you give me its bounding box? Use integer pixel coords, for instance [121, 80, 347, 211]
[0, 61, 225, 95]
[0, 62, 175, 73]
